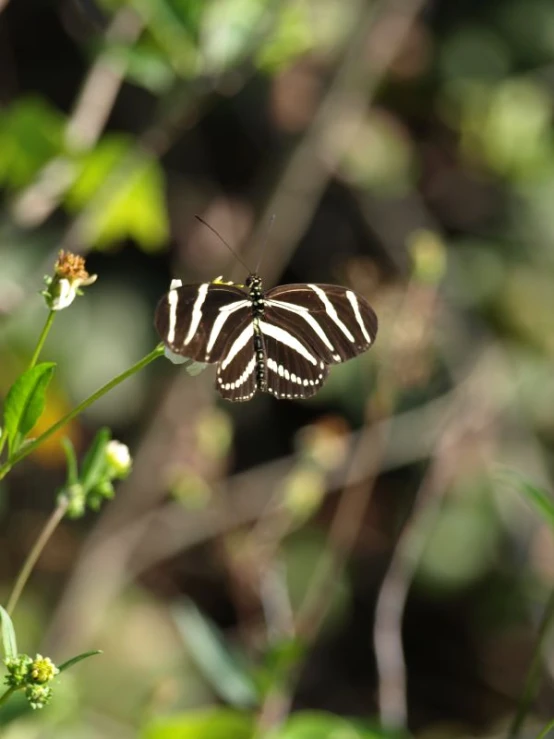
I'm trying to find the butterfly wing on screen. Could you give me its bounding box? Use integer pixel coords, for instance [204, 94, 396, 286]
[258, 320, 328, 399]
[155, 283, 250, 362]
[215, 322, 258, 402]
[264, 284, 378, 364]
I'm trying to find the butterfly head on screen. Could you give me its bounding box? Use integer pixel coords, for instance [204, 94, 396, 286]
[245, 273, 262, 289]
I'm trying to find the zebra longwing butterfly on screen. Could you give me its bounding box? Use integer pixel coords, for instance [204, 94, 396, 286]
[155, 272, 378, 402]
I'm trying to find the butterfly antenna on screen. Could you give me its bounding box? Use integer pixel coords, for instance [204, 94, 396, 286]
[255, 214, 276, 275]
[194, 215, 251, 274]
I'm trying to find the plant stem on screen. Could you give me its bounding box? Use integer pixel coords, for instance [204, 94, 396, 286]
[0, 686, 16, 708]
[6, 498, 69, 616]
[537, 718, 554, 739]
[29, 310, 56, 370]
[508, 588, 554, 739]
[0, 345, 164, 482]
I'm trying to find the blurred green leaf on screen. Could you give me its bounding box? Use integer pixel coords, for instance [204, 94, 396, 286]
[172, 598, 258, 708]
[65, 135, 169, 251]
[0, 606, 17, 660]
[61, 437, 79, 486]
[507, 474, 554, 530]
[141, 709, 254, 739]
[80, 427, 111, 493]
[0, 97, 65, 190]
[66, 136, 132, 207]
[131, 0, 199, 75]
[416, 496, 499, 591]
[3, 363, 56, 457]
[109, 40, 176, 93]
[58, 650, 102, 673]
[256, 3, 311, 72]
[200, 0, 266, 73]
[272, 712, 389, 739]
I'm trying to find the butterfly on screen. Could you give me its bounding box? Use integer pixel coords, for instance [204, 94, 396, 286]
[155, 271, 378, 402]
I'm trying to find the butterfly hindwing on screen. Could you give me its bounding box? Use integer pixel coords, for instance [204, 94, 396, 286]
[154, 283, 250, 362]
[265, 284, 377, 364]
[259, 320, 328, 400]
[215, 322, 257, 402]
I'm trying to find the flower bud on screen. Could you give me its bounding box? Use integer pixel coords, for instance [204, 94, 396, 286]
[41, 251, 97, 311]
[30, 655, 59, 684]
[105, 440, 132, 478]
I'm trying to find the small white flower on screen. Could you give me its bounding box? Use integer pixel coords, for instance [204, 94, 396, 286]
[105, 440, 132, 477]
[42, 251, 96, 311]
[49, 277, 75, 311]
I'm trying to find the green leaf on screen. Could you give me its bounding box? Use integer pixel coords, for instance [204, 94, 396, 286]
[108, 40, 176, 94]
[65, 136, 169, 252]
[57, 650, 102, 673]
[506, 473, 554, 530]
[61, 437, 79, 486]
[0, 606, 17, 661]
[3, 363, 56, 457]
[80, 427, 111, 493]
[273, 712, 390, 739]
[172, 599, 258, 708]
[200, 0, 266, 74]
[141, 709, 254, 739]
[0, 97, 65, 190]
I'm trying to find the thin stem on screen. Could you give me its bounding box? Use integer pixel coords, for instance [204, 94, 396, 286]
[508, 588, 554, 739]
[0, 345, 164, 482]
[0, 686, 16, 708]
[536, 718, 554, 739]
[6, 499, 69, 616]
[29, 310, 56, 370]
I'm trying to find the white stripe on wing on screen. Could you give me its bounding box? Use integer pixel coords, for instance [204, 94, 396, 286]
[184, 283, 209, 346]
[308, 284, 355, 342]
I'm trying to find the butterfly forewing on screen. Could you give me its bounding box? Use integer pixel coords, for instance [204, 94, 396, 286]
[265, 284, 377, 364]
[155, 283, 250, 362]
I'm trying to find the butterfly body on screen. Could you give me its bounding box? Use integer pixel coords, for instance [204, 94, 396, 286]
[155, 274, 377, 402]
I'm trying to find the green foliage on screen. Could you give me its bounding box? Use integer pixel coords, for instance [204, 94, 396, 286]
[79, 427, 112, 492]
[57, 650, 103, 673]
[141, 709, 254, 739]
[270, 712, 394, 738]
[65, 136, 169, 251]
[0, 98, 65, 190]
[2, 363, 56, 457]
[142, 709, 398, 739]
[172, 599, 258, 708]
[0, 607, 17, 661]
[505, 473, 554, 530]
[59, 429, 132, 517]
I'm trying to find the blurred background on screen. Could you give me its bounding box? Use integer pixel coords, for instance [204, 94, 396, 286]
[2, 0, 554, 736]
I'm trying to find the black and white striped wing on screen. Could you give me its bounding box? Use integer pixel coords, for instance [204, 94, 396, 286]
[264, 284, 378, 365]
[155, 283, 250, 362]
[259, 320, 329, 400]
[215, 323, 258, 402]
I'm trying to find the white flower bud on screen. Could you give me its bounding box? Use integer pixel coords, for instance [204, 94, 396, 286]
[105, 440, 132, 477]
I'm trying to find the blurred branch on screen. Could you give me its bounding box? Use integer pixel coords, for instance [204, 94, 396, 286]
[374, 350, 502, 730]
[245, 0, 429, 286]
[12, 7, 144, 227]
[43, 386, 454, 656]
[507, 587, 554, 739]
